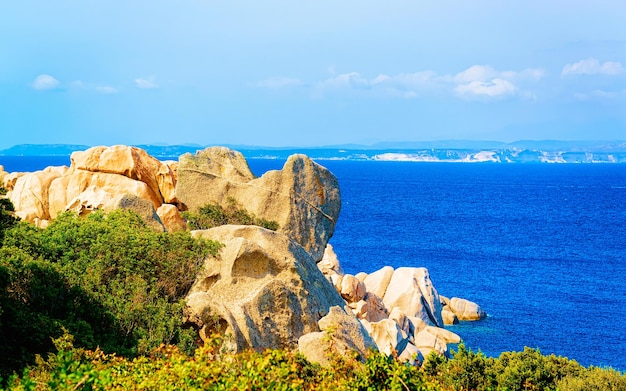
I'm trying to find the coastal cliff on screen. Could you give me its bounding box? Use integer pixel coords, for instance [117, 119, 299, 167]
[0, 145, 486, 365]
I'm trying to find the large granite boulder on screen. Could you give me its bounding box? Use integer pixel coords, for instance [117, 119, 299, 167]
[7, 146, 176, 225]
[3, 171, 27, 191]
[363, 266, 395, 299]
[156, 204, 186, 232]
[48, 171, 162, 219]
[298, 306, 376, 366]
[317, 244, 344, 276]
[71, 145, 177, 204]
[359, 266, 444, 328]
[354, 293, 389, 322]
[184, 225, 346, 352]
[448, 297, 487, 321]
[176, 147, 341, 262]
[9, 166, 68, 221]
[442, 308, 459, 325]
[340, 274, 366, 303]
[381, 267, 444, 327]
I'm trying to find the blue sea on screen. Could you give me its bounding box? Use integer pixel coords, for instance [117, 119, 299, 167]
[2, 156, 626, 370]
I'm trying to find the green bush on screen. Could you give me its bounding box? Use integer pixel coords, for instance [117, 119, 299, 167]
[0, 209, 221, 380]
[423, 343, 621, 391]
[5, 335, 626, 391]
[8, 336, 440, 391]
[557, 366, 626, 391]
[0, 186, 18, 242]
[489, 347, 582, 391]
[182, 197, 279, 231]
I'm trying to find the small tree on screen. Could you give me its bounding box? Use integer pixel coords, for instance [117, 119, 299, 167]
[0, 186, 18, 243]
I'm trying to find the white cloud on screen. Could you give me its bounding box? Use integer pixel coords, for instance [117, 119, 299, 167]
[256, 77, 302, 89]
[452, 65, 544, 84]
[449, 65, 543, 99]
[561, 58, 625, 76]
[256, 65, 541, 100]
[135, 76, 159, 89]
[454, 65, 497, 83]
[96, 86, 118, 94]
[319, 72, 371, 90]
[455, 78, 518, 98]
[312, 71, 436, 98]
[32, 74, 60, 90]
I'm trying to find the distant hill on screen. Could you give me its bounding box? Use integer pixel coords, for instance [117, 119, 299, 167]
[0, 144, 91, 156]
[2, 141, 626, 163]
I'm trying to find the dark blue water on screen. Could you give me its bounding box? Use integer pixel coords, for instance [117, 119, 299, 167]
[2, 156, 626, 369]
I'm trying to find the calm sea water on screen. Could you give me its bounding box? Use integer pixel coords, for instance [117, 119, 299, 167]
[2, 156, 626, 369]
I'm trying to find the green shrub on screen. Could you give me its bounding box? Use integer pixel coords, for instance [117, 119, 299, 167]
[182, 197, 279, 231]
[5, 336, 626, 391]
[488, 347, 582, 391]
[0, 186, 18, 242]
[426, 343, 597, 391]
[354, 351, 436, 390]
[557, 366, 626, 391]
[0, 210, 221, 380]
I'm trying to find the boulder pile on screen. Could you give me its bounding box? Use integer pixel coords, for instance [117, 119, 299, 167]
[3, 146, 176, 229]
[2, 145, 486, 366]
[312, 245, 486, 365]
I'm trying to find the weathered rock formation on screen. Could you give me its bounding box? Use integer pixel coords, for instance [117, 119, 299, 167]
[176, 147, 341, 262]
[298, 306, 376, 366]
[5, 145, 179, 230]
[184, 225, 350, 352]
[9, 166, 67, 221]
[445, 297, 486, 321]
[3, 171, 27, 191]
[156, 204, 186, 232]
[315, 252, 486, 364]
[70, 145, 177, 204]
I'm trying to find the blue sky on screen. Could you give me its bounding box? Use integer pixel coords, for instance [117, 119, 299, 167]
[1, 1, 625, 149]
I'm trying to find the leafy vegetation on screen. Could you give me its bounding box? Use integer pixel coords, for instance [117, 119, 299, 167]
[4, 338, 625, 391]
[182, 197, 279, 231]
[0, 187, 18, 242]
[0, 207, 220, 381]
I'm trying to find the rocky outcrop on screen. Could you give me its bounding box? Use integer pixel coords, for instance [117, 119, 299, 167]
[156, 204, 186, 232]
[298, 306, 376, 366]
[70, 145, 177, 204]
[3, 171, 27, 191]
[363, 266, 395, 299]
[184, 225, 347, 352]
[446, 297, 486, 321]
[382, 267, 444, 327]
[316, 256, 478, 364]
[9, 166, 67, 221]
[176, 147, 341, 262]
[6, 146, 177, 230]
[317, 244, 344, 276]
[442, 308, 459, 325]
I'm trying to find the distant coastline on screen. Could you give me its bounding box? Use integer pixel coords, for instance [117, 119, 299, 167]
[1, 141, 626, 163]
